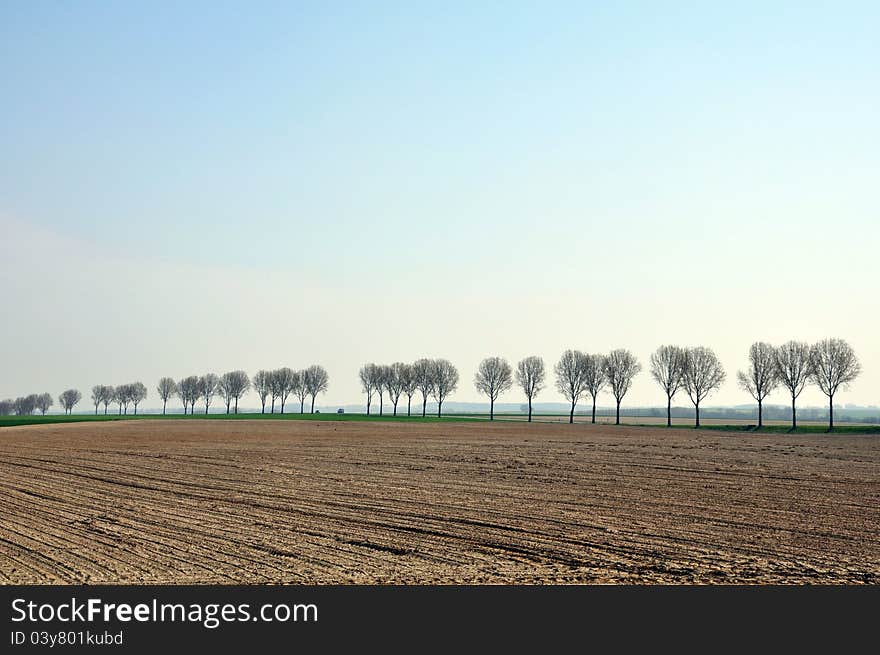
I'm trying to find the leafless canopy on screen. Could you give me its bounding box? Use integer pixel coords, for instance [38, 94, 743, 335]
[177, 376, 200, 415]
[603, 349, 641, 425]
[398, 363, 417, 416]
[773, 341, 811, 429]
[374, 365, 391, 415]
[582, 354, 607, 424]
[251, 370, 272, 414]
[359, 363, 379, 415]
[303, 364, 329, 413]
[736, 342, 778, 428]
[515, 356, 545, 422]
[681, 346, 726, 427]
[430, 359, 459, 417]
[554, 349, 588, 424]
[128, 382, 147, 415]
[650, 345, 685, 427]
[197, 374, 218, 415]
[58, 388, 82, 415]
[156, 377, 177, 415]
[474, 356, 513, 420]
[35, 393, 53, 415]
[385, 363, 407, 416]
[273, 367, 297, 413]
[809, 338, 861, 430]
[412, 358, 435, 417]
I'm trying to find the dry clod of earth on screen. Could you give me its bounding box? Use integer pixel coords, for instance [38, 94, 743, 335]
[0, 420, 878, 584]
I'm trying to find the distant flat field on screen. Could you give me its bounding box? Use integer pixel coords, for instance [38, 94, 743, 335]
[1, 420, 878, 584]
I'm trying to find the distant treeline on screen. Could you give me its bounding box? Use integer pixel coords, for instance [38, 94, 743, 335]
[0, 338, 866, 431]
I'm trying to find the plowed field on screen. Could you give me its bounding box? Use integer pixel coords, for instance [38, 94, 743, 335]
[1, 420, 877, 584]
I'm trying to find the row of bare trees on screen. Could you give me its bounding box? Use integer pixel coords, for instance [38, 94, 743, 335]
[1, 340, 862, 429]
[250, 366, 330, 414]
[89, 383, 147, 415]
[0, 393, 54, 416]
[359, 359, 459, 417]
[0, 391, 82, 416]
[735, 339, 861, 430]
[153, 366, 329, 415]
[407, 339, 861, 430]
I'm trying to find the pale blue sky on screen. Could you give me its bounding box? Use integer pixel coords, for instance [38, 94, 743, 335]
[2, 2, 878, 408]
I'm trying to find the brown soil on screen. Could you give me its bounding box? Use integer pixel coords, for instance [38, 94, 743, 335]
[1, 420, 877, 584]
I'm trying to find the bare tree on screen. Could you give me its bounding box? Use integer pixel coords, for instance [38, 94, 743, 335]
[219, 370, 250, 414]
[650, 345, 686, 427]
[36, 393, 53, 415]
[114, 384, 130, 414]
[582, 354, 607, 424]
[375, 365, 390, 416]
[293, 369, 308, 413]
[231, 370, 250, 414]
[359, 364, 378, 415]
[604, 349, 641, 426]
[413, 358, 435, 417]
[198, 374, 218, 414]
[399, 363, 417, 417]
[386, 363, 406, 416]
[252, 370, 271, 414]
[474, 356, 513, 420]
[303, 365, 329, 413]
[177, 376, 199, 415]
[554, 349, 588, 424]
[58, 389, 82, 415]
[736, 342, 778, 428]
[809, 338, 861, 431]
[268, 369, 282, 413]
[0, 399, 13, 416]
[101, 385, 114, 415]
[217, 373, 235, 414]
[682, 347, 726, 428]
[515, 356, 545, 422]
[273, 367, 297, 413]
[774, 341, 811, 430]
[431, 359, 459, 417]
[156, 377, 177, 415]
[91, 385, 105, 415]
[130, 382, 147, 415]
[13, 396, 36, 415]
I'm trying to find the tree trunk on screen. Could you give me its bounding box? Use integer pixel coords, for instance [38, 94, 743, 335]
[667, 396, 671, 427]
[695, 402, 700, 428]
[104, 406, 108, 415]
[791, 395, 797, 430]
[379, 394, 383, 416]
[300, 399, 305, 414]
[490, 397, 494, 421]
[569, 400, 575, 424]
[438, 400, 442, 418]
[758, 399, 763, 428]
[422, 396, 427, 418]
[393, 401, 398, 417]
[95, 406, 98, 415]
[592, 397, 597, 424]
[828, 394, 834, 432]
[271, 398, 275, 414]
[163, 400, 167, 415]
[234, 397, 239, 414]
[528, 397, 532, 423]
[615, 399, 620, 425]
[366, 397, 371, 415]
[407, 397, 412, 417]
[310, 395, 316, 413]
[261, 400, 265, 414]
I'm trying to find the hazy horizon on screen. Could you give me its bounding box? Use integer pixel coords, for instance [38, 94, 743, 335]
[2, 2, 877, 411]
